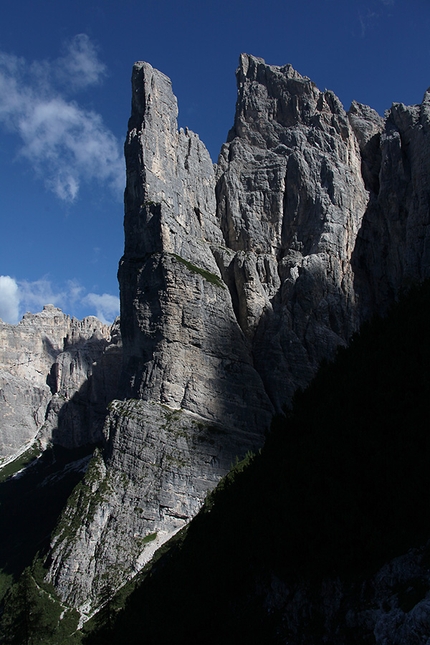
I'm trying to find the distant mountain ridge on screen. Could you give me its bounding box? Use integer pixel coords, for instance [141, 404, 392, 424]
[0, 305, 121, 464]
[1, 54, 430, 633]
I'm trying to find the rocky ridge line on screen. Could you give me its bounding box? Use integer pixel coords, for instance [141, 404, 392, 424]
[16, 54, 430, 617]
[0, 305, 121, 464]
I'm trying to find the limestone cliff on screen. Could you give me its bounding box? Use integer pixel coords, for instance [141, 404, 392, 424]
[119, 61, 273, 428]
[0, 305, 121, 464]
[9, 54, 430, 618]
[351, 93, 430, 316]
[215, 54, 369, 407]
[46, 62, 273, 616]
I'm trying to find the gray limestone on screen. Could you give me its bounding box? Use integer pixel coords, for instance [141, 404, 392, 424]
[46, 61, 274, 615]
[351, 89, 430, 317]
[47, 400, 262, 616]
[119, 61, 273, 431]
[3, 55, 430, 625]
[0, 305, 121, 463]
[215, 54, 369, 407]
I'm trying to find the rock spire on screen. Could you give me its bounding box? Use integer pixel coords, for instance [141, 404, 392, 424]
[3, 54, 430, 619]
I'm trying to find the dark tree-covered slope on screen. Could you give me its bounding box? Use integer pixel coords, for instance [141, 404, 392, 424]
[85, 280, 430, 645]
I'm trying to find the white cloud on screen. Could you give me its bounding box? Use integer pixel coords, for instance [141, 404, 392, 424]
[358, 9, 379, 37]
[0, 36, 124, 202]
[18, 278, 66, 312]
[0, 276, 119, 325]
[82, 292, 120, 325]
[66, 279, 86, 304]
[0, 276, 20, 324]
[55, 34, 107, 91]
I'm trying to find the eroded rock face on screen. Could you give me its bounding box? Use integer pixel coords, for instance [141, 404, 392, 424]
[351, 91, 430, 317]
[215, 54, 369, 408]
[0, 305, 121, 463]
[46, 62, 273, 616]
[48, 400, 261, 613]
[119, 61, 273, 431]
[45, 56, 430, 617]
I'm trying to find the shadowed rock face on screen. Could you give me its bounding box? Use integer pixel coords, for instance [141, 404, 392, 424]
[216, 54, 369, 408]
[40, 56, 430, 615]
[351, 91, 430, 317]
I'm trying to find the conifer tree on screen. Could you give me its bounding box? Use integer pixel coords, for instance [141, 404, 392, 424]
[0, 568, 49, 644]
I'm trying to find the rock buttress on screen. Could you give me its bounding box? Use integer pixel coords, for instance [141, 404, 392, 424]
[45, 56, 430, 617]
[45, 61, 273, 616]
[215, 54, 369, 408]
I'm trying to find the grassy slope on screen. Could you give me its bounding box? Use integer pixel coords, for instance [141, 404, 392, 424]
[85, 280, 430, 644]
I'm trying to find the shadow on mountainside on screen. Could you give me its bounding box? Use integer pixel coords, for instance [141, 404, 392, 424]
[0, 329, 122, 584]
[47, 330, 122, 449]
[84, 279, 430, 645]
[0, 444, 95, 581]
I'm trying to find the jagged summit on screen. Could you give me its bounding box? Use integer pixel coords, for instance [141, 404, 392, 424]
[2, 55, 430, 624]
[238, 53, 307, 80]
[228, 53, 342, 145]
[0, 308, 120, 464]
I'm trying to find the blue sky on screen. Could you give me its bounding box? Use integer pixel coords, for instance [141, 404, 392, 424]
[0, 0, 429, 324]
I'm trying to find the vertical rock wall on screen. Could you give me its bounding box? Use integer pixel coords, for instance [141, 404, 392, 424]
[351, 91, 430, 316]
[44, 56, 430, 616]
[215, 54, 369, 407]
[119, 61, 272, 430]
[46, 62, 273, 616]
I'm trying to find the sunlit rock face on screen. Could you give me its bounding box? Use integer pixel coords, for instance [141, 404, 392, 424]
[44, 56, 430, 616]
[0, 305, 121, 464]
[46, 61, 273, 616]
[119, 61, 273, 430]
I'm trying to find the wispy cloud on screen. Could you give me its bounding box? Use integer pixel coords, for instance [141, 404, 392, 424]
[18, 277, 66, 313]
[0, 275, 119, 325]
[0, 35, 124, 202]
[357, 0, 396, 37]
[358, 9, 379, 37]
[82, 292, 120, 325]
[55, 34, 107, 91]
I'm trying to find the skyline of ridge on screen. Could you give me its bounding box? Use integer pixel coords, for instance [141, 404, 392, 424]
[0, 0, 428, 324]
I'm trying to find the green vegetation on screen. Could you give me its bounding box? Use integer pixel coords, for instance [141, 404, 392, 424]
[0, 444, 93, 594]
[52, 448, 110, 544]
[0, 571, 13, 603]
[0, 561, 81, 645]
[81, 527, 190, 644]
[0, 443, 41, 483]
[160, 405, 190, 439]
[5, 281, 430, 644]
[0, 444, 110, 644]
[164, 454, 188, 468]
[84, 280, 430, 644]
[141, 532, 157, 545]
[160, 405, 182, 426]
[173, 254, 225, 289]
